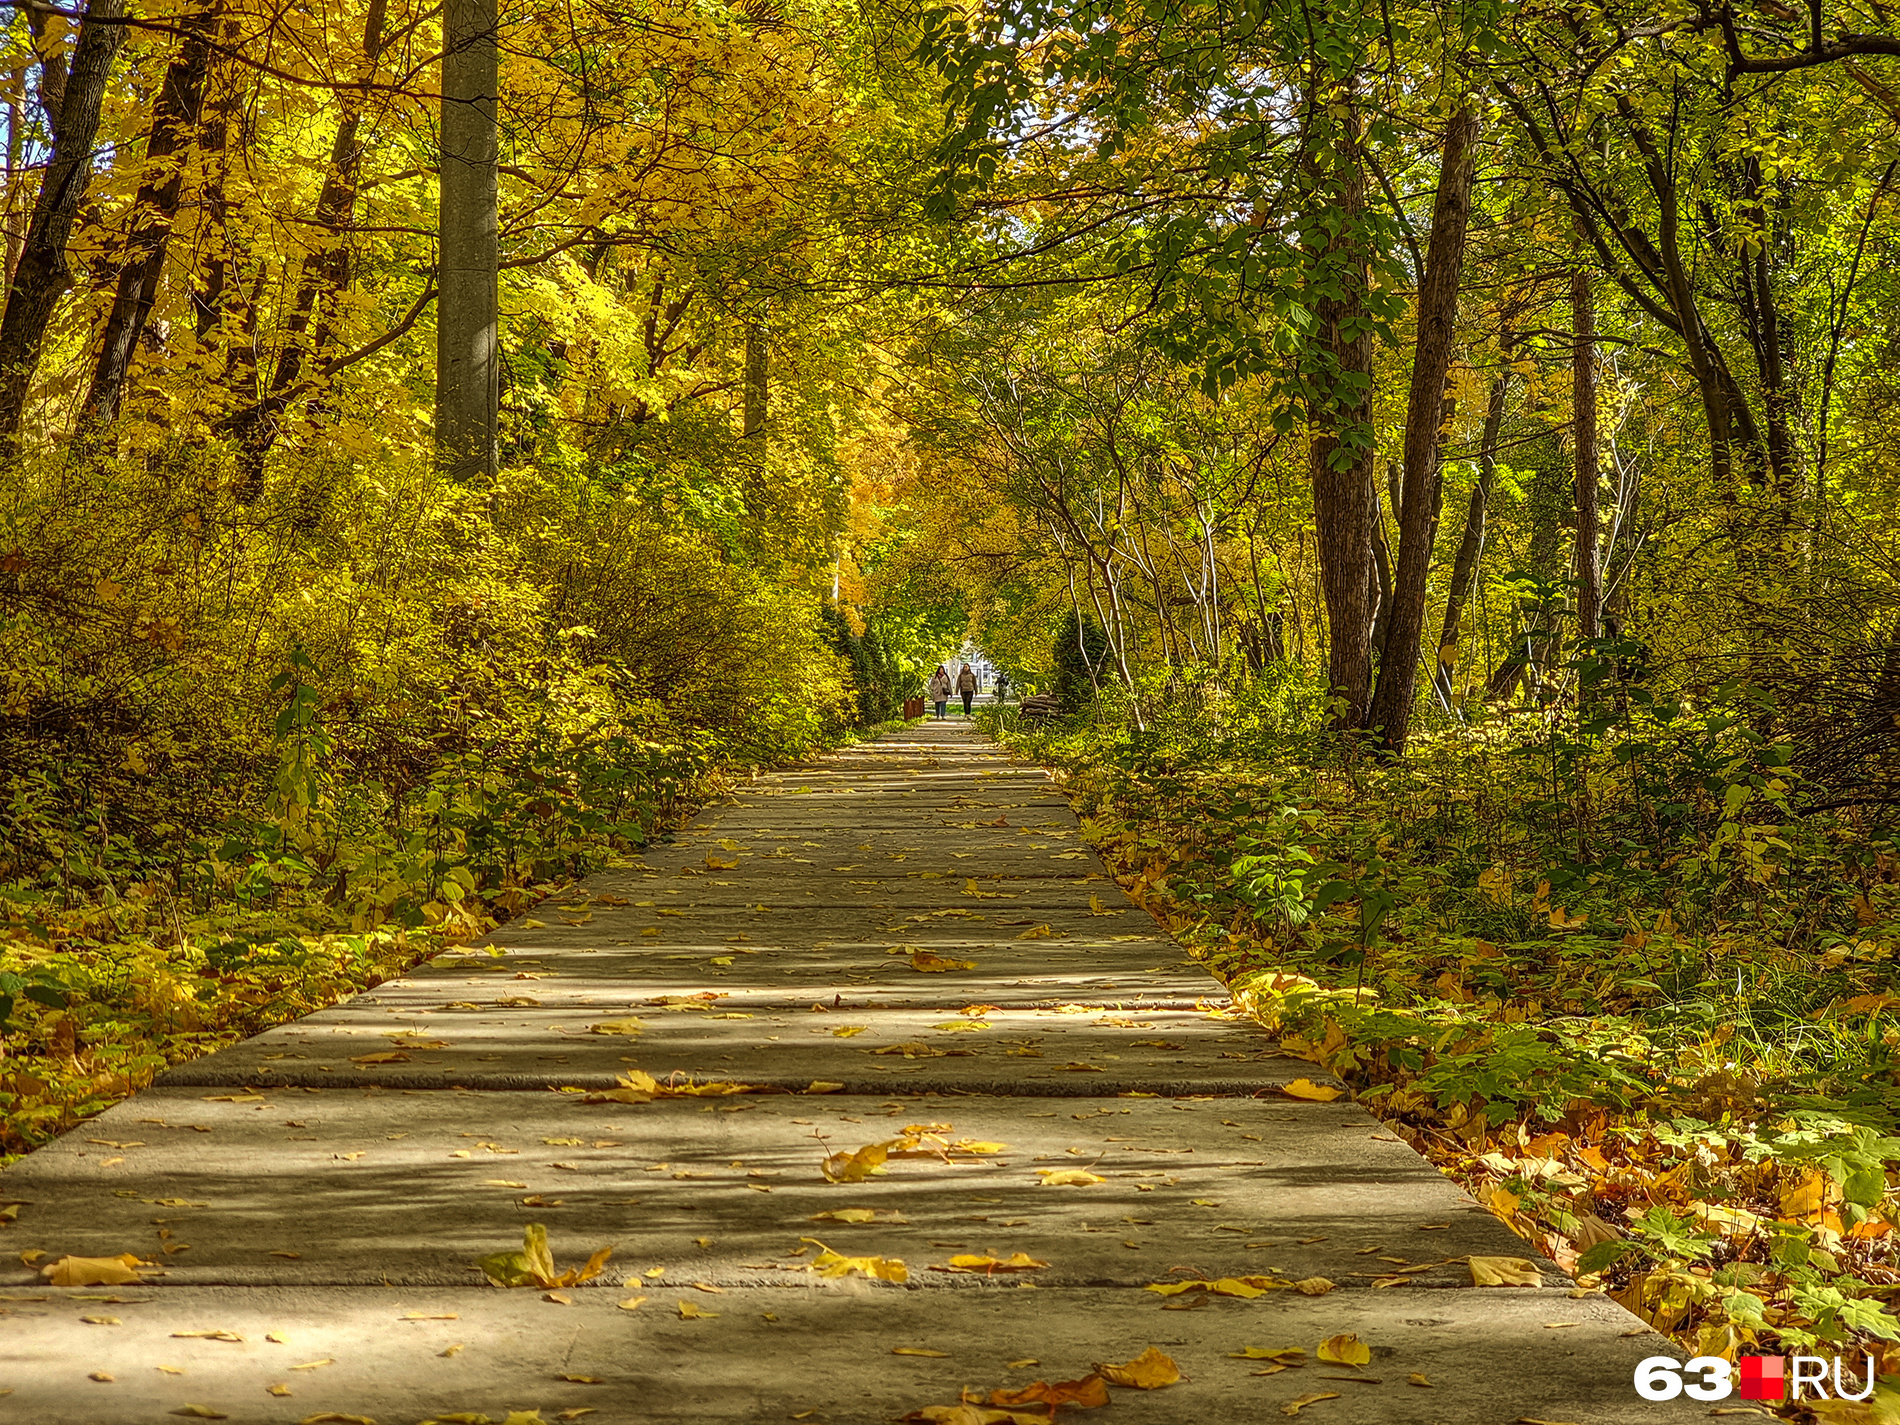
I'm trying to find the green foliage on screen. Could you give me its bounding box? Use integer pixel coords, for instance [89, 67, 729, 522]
[996, 663, 1900, 1358]
[1052, 609, 1110, 709]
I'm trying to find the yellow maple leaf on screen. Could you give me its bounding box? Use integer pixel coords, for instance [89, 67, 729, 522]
[1036, 1168, 1104, 1186]
[805, 1239, 908, 1282]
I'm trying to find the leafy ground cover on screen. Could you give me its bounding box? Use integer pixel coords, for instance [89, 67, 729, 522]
[0, 686, 909, 1166]
[988, 678, 1900, 1385]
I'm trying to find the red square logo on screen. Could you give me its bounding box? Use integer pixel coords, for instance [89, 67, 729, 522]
[1740, 1356, 1785, 1401]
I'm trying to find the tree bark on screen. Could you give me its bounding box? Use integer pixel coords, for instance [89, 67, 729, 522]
[0, 0, 127, 448]
[221, 0, 387, 496]
[742, 317, 767, 438]
[437, 0, 499, 480]
[1306, 75, 1377, 731]
[1367, 105, 1479, 751]
[1432, 348, 1510, 711]
[80, 7, 216, 433]
[1572, 265, 1601, 642]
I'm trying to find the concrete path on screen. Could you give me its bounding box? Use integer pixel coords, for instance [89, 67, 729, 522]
[1, 720, 1685, 1423]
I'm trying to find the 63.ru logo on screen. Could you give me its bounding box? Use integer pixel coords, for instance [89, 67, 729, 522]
[1635, 1354, 1876, 1402]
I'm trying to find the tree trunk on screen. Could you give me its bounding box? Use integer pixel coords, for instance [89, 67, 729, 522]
[743, 317, 767, 438]
[1572, 266, 1601, 642]
[1367, 105, 1479, 751]
[437, 0, 499, 480]
[79, 7, 216, 433]
[1432, 348, 1510, 710]
[1306, 75, 1377, 731]
[0, 0, 127, 448]
[222, 0, 387, 496]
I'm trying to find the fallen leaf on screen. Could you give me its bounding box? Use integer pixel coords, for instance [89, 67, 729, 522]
[1469, 1256, 1543, 1288]
[1292, 1277, 1335, 1295]
[821, 1140, 893, 1183]
[806, 1081, 845, 1094]
[677, 1301, 719, 1319]
[1281, 1079, 1342, 1102]
[173, 1330, 245, 1343]
[289, 1358, 335, 1370]
[1316, 1334, 1371, 1366]
[476, 1223, 611, 1289]
[90, 1371, 114, 1381]
[1231, 1348, 1305, 1362]
[1281, 1393, 1340, 1416]
[1036, 1169, 1104, 1186]
[893, 1347, 951, 1357]
[910, 952, 977, 972]
[349, 1051, 410, 1065]
[80, 1314, 121, 1325]
[169, 1410, 228, 1420]
[934, 1253, 1048, 1274]
[1097, 1346, 1181, 1388]
[43, 1253, 144, 1286]
[1015, 924, 1061, 940]
[806, 1238, 909, 1282]
[586, 1018, 645, 1036]
[267, 1383, 292, 1396]
[617, 1296, 647, 1311]
[557, 1373, 605, 1384]
[300, 1415, 377, 1424]
[991, 1375, 1110, 1409]
[809, 1208, 909, 1225]
[1407, 1373, 1432, 1387]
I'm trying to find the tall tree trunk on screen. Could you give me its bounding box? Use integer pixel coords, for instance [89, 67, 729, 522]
[1306, 74, 1377, 731]
[222, 0, 387, 496]
[1572, 266, 1601, 642]
[79, 7, 216, 433]
[742, 316, 767, 438]
[1367, 105, 1479, 751]
[1432, 345, 1511, 710]
[437, 0, 499, 480]
[0, 0, 127, 449]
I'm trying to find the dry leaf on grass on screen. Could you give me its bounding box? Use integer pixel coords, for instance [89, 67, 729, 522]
[1096, 1346, 1181, 1388]
[1469, 1255, 1543, 1288]
[476, 1223, 611, 1289]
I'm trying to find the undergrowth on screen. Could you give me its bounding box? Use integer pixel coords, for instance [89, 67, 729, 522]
[987, 664, 1900, 1402]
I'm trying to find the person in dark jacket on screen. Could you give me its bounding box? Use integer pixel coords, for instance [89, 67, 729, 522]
[956, 663, 978, 715]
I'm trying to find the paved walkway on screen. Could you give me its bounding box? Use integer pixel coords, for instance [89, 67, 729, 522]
[2, 720, 1680, 1422]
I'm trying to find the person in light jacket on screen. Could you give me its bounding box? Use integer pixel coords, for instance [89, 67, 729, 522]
[956, 663, 978, 715]
[927, 665, 951, 719]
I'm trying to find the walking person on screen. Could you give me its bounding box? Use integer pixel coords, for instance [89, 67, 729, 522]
[927, 664, 951, 720]
[957, 662, 978, 715]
